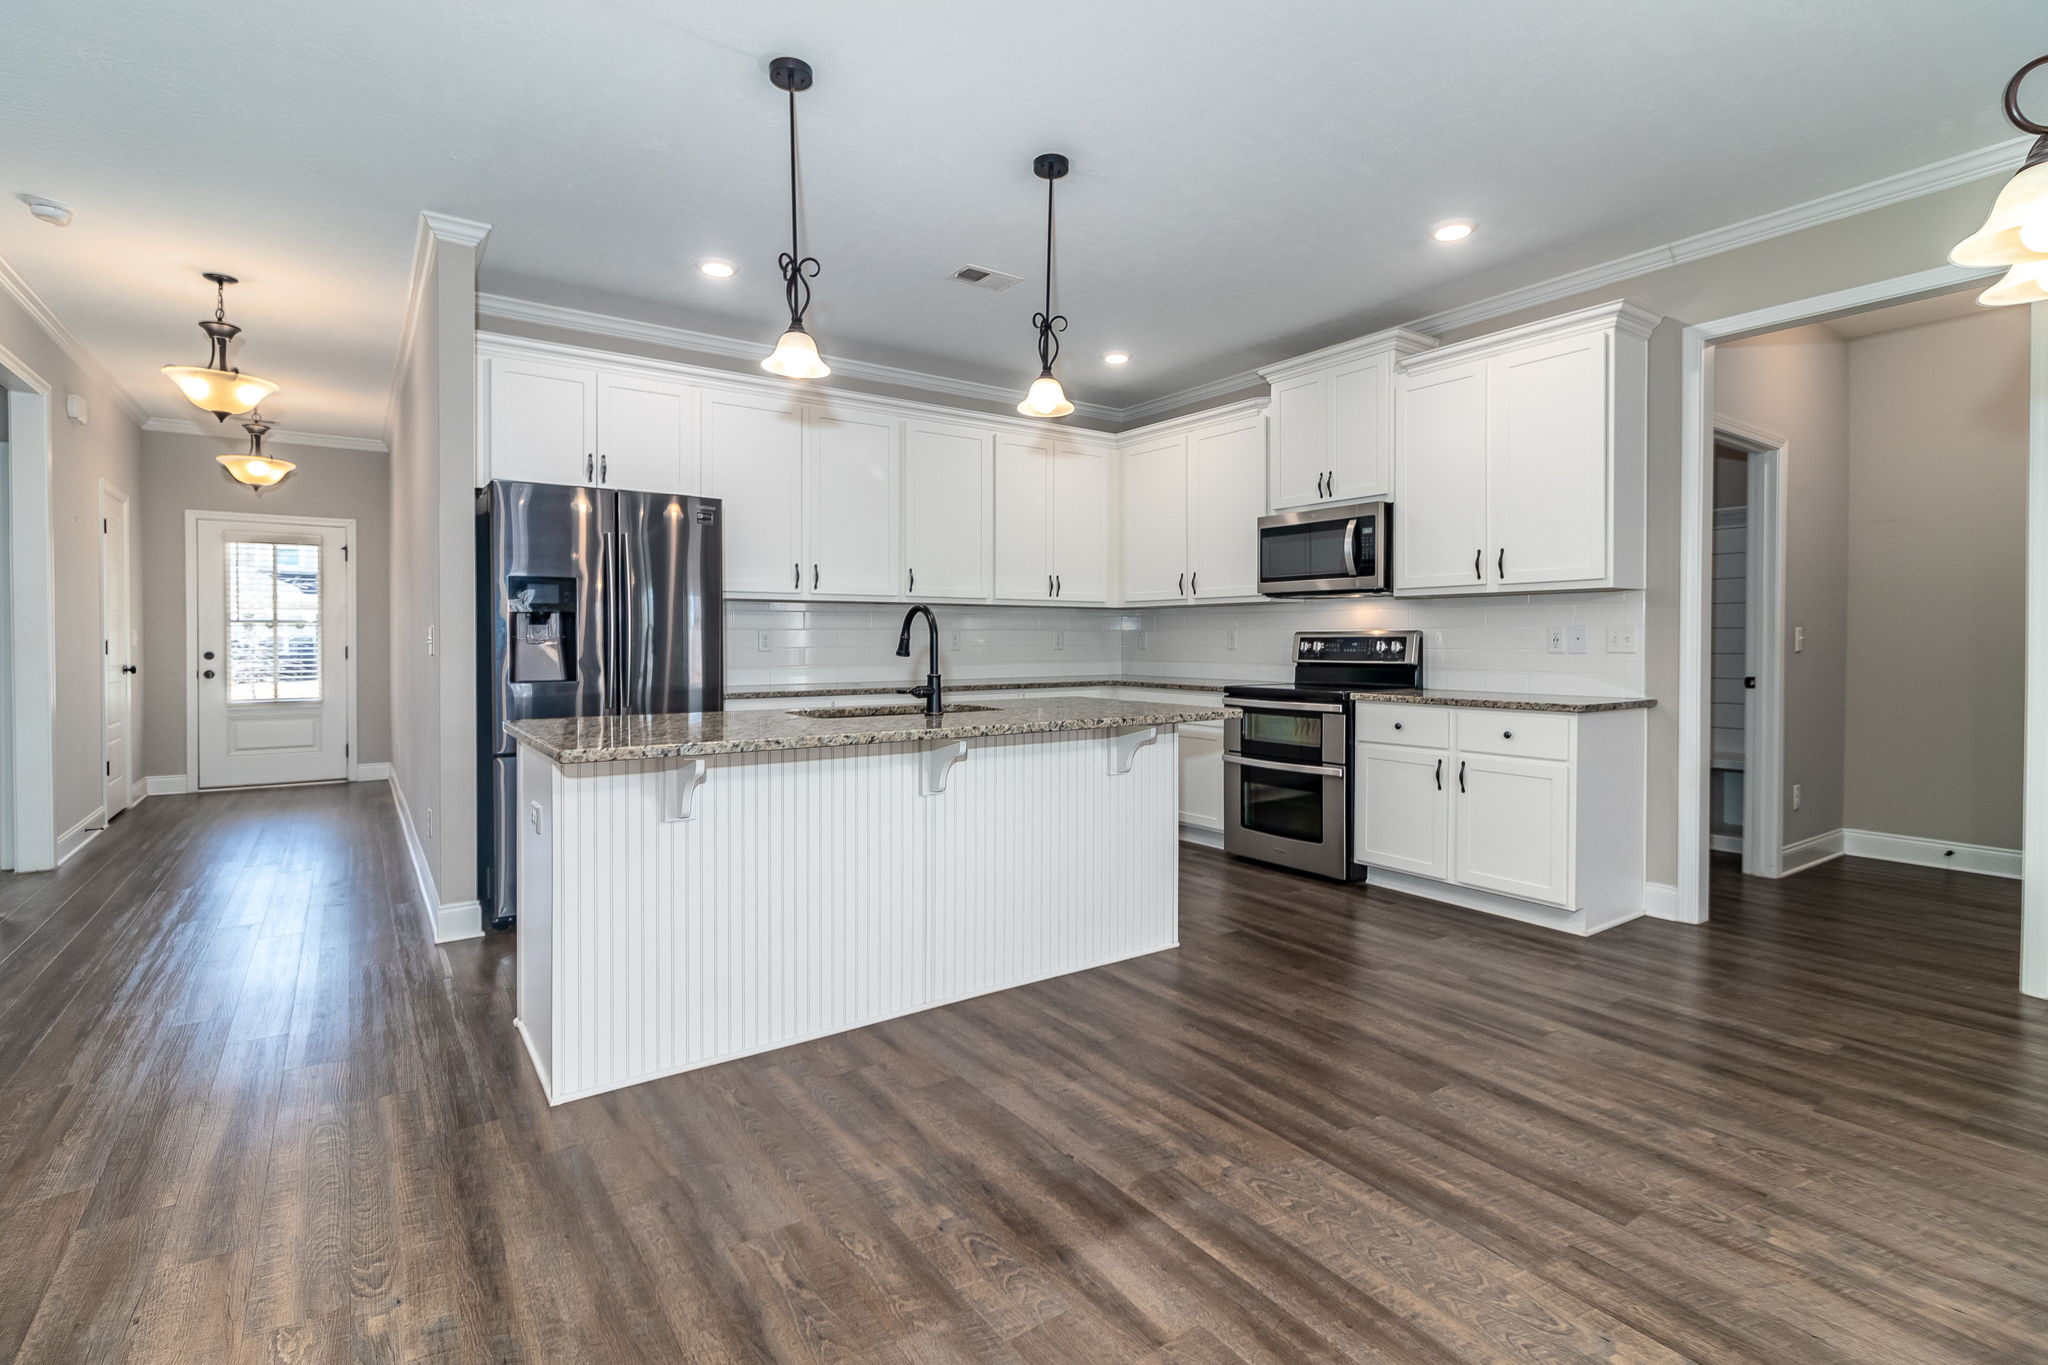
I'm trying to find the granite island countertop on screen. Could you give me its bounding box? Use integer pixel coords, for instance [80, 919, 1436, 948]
[725, 676, 1234, 699]
[508, 697, 1239, 764]
[1350, 690, 1655, 714]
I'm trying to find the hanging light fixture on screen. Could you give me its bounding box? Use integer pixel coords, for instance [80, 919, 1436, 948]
[1017, 153, 1075, 419]
[761, 56, 830, 379]
[1952, 55, 2048, 305]
[161, 272, 279, 420]
[216, 413, 296, 490]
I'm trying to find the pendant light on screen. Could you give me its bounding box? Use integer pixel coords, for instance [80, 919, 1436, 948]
[217, 414, 296, 490]
[161, 272, 279, 420]
[1952, 55, 2048, 306]
[1018, 153, 1075, 419]
[761, 56, 830, 379]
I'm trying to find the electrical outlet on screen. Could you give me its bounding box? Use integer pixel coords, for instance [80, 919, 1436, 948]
[1546, 626, 1566, 655]
[1605, 625, 1639, 654]
[425, 806, 436, 838]
[1135, 631, 1149, 651]
[757, 630, 771, 652]
[1227, 628, 1238, 651]
[1053, 630, 1066, 651]
[1793, 626, 1806, 653]
[950, 632, 961, 650]
[1566, 625, 1590, 655]
[1791, 784, 1802, 811]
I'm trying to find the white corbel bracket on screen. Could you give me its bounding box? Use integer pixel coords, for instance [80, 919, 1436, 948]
[662, 758, 708, 821]
[922, 740, 970, 795]
[1108, 726, 1160, 776]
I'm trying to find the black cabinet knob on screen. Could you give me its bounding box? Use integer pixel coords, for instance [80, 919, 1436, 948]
[202, 669, 216, 679]
[1503, 730, 1513, 739]
[202, 650, 215, 660]
[1393, 722, 1403, 730]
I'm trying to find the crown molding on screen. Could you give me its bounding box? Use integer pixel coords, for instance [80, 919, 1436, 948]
[0, 248, 150, 426]
[1404, 136, 2029, 337]
[1256, 326, 1441, 385]
[420, 210, 494, 253]
[385, 211, 494, 441]
[142, 415, 387, 452]
[475, 292, 1124, 423]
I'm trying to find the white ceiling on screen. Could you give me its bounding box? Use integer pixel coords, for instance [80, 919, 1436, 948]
[0, 0, 2039, 440]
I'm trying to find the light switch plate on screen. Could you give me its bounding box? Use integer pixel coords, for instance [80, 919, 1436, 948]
[1794, 626, 1806, 653]
[1605, 625, 1639, 653]
[1566, 625, 1590, 655]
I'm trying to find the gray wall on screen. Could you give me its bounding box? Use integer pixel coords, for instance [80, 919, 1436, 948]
[135, 429, 391, 778]
[0, 288, 144, 840]
[388, 231, 482, 913]
[1715, 325, 1852, 847]
[1844, 306, 2028, 848]
[1431, 174, 2010, 887]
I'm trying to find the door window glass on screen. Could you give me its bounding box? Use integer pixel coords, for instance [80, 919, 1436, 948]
[226, 540, 322, 702]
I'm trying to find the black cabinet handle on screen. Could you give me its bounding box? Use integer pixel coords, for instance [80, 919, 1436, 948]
[1048, 574, 1054, 598]
[1458, 761, 1466, 793]
[813, 564, 819, 591]
[793, 562, 800, 590]
[1473, 549, 1482, 581]
[600, 453, 608, 483]
[908, 568, 915, 592]
[1178, 572, 1185, 596]
[1055, 574, 1061, 597]
[1498, 548, 1505, 579]
[1435, 758, 1442, 790]
[1191, 572, 1198, 595]
[586, 453, 594, 481]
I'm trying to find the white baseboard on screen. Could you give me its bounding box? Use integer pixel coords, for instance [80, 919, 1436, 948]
[56, 806, 106, 866]
[386, 774, 485, 943]
[354, 761, 393, 782]
[1178, 823, 1225, 850]
[1841, 828, 2021, 880]
[1710, 833, 1744, 855]
[1780, 829, 1845, 875]
[1642, 882, 1686, 921]
[1363, 865, 1640, 937]
[144, 774, 190, 796]
[128, 778, 148, 808]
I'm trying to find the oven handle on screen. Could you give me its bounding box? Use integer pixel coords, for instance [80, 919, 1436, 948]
[1226, 698, 1344, 713]
[1223, 754, 1346, 778]
[1342, 517, 1361, 578]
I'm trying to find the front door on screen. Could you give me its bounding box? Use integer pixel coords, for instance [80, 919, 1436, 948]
[194, 516, 352, 788]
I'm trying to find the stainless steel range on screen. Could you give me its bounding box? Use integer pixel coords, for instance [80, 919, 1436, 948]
[1222, 630, 1423, 880]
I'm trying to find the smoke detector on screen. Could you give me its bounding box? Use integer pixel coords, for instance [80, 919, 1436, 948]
[17, 194, 73, 227]
[950, 264, 1023, 292]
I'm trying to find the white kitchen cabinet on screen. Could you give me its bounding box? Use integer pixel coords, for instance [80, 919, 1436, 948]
[1050, 440, 1112, 603]
[1393, 301, 1653, 596]
[1119, 432, 1191, 602]
[1354, 742, 1451, 879]
[995, 435, 1113, 604]
[597, 371, 697, 494]
[1187, 413, 1265, 599]
[1118, 403, 1267, 605]
[904, 420, 994, 599]
[702, 389, 806, 595]
[1177, 725, 1226, 832]
[1351, 700, 1646, 933]
[1261, 329, 1436, 510]
[804, 407, 901, 598]
[483, 354, 598, 487]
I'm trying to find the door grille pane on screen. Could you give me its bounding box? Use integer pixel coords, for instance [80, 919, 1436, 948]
[225, 540, 322, 702]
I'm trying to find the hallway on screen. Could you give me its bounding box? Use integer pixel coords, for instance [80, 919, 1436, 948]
[1, 786, 2046, 1362]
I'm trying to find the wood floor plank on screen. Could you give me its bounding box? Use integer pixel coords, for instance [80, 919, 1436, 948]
[2, 789, 2046, 1362]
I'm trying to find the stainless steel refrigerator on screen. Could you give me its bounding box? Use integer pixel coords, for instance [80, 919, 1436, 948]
[478, 480, 723, 929]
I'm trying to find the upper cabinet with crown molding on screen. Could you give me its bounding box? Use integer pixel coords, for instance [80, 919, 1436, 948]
[1393, 301, 1657, 597]
[1260, 329, 1437, 510]
[1117, 402, 1268, 605]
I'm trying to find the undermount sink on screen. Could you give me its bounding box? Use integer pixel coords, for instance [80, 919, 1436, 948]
[788, 702, 998, 720]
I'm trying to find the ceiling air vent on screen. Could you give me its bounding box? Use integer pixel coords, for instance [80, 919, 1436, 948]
[950, 264, 1023, 292]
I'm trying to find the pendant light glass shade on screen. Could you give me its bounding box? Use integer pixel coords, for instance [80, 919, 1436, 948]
[162, 273, 279, 420]
[1978, 258, 2048, 307]
[217, 416, 295, 489]
[762, 58, 829, 379]
[1017, 372, 1074, 418]
[762, 325, 831, 379]
[1950, 158, 2048, 266]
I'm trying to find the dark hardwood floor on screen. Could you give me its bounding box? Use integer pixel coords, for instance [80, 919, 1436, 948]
[2, 785, 2046, 1362]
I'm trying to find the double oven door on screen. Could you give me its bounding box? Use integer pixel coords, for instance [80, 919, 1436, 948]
[1223, 697, 1354, 880]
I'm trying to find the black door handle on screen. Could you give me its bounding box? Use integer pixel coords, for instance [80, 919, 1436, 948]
[202, 669, 216, 679]
[1457, 761, 1466, 793]
[1435, 758, 1442, 790]
[121, 664, 137, 675]
[1744, 676, 1757, 689]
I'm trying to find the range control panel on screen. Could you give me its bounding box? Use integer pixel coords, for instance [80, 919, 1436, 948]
[1296, 630, 1423, 662]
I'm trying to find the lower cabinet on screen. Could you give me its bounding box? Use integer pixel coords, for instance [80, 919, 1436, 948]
[1177, 725, 1226, 833]
[1352, 702, 1644, 932]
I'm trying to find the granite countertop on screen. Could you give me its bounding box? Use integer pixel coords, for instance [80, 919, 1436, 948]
[508, 697, 1239, 764]
[724, 676, 1233, 699]
[1350, 690, 1655, 714]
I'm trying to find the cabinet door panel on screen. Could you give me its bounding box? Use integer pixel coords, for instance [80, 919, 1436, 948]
[1355, 743, 1450, 879]
[1453, 753, 1571, 906]
[1050, 441, 1111, 603]
[1267, 374, 1328, 510]
[1327, 352, 1391, 501]
[702, 391, 805, 595]
[486, 356, 597, 486]
[1489, 333, 1610, 587]
[1394, 363, 1490, 592]
[598, 372, 695, 493]
[904, 421, 993, 599]
[1119, 435, 1189, 602]
[806, 408, 900, 597]
[1188, 415, 1265, 598]
[1178, 727, 1225, 831]
[993, 436, 1054, 601]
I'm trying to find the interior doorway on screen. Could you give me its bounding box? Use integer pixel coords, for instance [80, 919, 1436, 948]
[100, 481, 135, 821]
[0, 346, 56, 871]
[188, 512, 356, 789]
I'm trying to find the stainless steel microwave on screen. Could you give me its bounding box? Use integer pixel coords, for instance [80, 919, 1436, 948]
[1257, 500, 1390, 596]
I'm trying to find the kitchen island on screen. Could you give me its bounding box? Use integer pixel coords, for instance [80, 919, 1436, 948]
[505, 697, 1233, 1103]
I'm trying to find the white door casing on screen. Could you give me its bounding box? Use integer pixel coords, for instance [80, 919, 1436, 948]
[190, 513, 354, 789]
[100, 482, 134, 819]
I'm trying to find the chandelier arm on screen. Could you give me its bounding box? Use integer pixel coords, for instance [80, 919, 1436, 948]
[2006, 56, 2048, 136]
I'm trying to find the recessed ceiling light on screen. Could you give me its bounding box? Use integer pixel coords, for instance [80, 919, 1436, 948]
[1431, 220, 1475, 243]
[698, 258, 736, 278]
[1103, 351, 1130, 365]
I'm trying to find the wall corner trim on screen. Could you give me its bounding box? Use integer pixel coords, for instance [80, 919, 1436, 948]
[56, 806, 107, 866]
[1780, 828, 1846, 875]
[1642, 882, 1684, 921]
